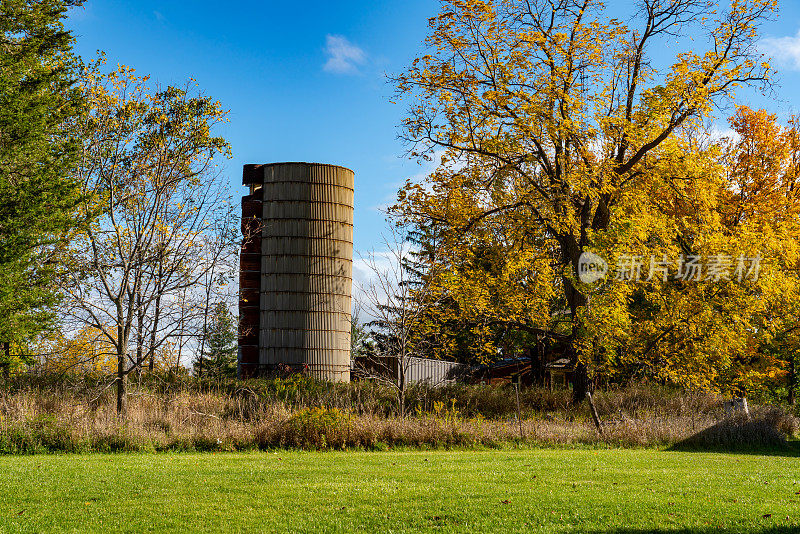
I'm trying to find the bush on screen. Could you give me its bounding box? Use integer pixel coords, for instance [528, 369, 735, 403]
[282, 407, 350, 450]
[0, 415, 82, 454]
[758, 406, 799, 437]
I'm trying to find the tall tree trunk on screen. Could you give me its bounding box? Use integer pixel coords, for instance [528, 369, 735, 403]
[135, 301, 144, 380]
[397, 356, 406, 418]
[573, 360, 590, 403]
[558, 233, 590, 403]
[116, 353, 127, 416]
[557, 194, 605, 430]
[148, 257, 166, 373]
[148, 293, 162, 372]
[175, 317, 185, 375]
[586, 390, 603, 436]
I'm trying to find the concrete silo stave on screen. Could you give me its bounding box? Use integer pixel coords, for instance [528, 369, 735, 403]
[239, 162, 354, 381]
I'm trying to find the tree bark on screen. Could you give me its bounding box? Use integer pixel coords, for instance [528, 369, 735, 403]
[557, 233, 590, 403]
[556, 194, 608, 423]
[116, 353, 127, 416]
[789, 356, 797, 406]
[573, 360, 589, 403]
[587, 390, 603, 435]
[397, 359, 406, 418]
[135, 294, 144, 380]
[148, 292, 162, 372]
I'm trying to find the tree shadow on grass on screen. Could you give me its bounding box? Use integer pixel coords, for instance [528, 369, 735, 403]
[665, 412, 800, 458]
[666, 442, 800, 458]
[586, 528, 800, 534]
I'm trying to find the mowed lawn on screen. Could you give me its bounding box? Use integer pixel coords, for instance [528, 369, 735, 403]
[0, 449, 798, 533]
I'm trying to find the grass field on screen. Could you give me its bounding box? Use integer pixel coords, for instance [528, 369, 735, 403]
[0, 448, 798, 533]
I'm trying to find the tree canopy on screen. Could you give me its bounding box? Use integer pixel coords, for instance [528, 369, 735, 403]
[392, 0, 783, 398]
[0, 0, 85, 362]
[65, 59, 235, 413]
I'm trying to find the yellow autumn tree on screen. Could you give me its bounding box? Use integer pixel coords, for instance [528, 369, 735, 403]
[64, 57, 236, 416]
[616, 129, 778, 394]
[39, 326, 118, 376]
[392, 0, 777, 402]
[718, 107, 800, 399]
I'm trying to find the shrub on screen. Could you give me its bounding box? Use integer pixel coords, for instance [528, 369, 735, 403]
[0, 415, 81, 453]
[282, 407, 350, 450]
[757, 406, 799, 437]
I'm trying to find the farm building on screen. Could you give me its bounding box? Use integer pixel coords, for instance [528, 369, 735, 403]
[471, 349, 577, 389]
[352, 355, 467, 386]
[239, 162, 354, 381]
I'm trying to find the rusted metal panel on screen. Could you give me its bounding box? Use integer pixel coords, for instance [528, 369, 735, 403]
[260, 274, 352, 294]
[242, 164, 266, 185]
[239, 275, 260, 290]
[238, 307, 259, 331]
[258, 219, 353, 240]
[261, 294, 350, 312]
[239, 253, 261, 273]
[242, 197, 262, 218]
[261, 236, 353, 257]
[241, 238, 261, 255]
[239, 286, 259, 305]
[354, 356, 465, 385]
[264, 256, 353, 277]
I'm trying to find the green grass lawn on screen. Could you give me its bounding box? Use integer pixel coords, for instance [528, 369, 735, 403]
[0, 448, 798, 533]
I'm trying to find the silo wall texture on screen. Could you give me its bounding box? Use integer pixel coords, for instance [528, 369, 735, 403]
[241, 162, 354, 381]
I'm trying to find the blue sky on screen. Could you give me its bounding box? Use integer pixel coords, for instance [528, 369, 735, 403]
[66, 0, 800, 262]
[66, 0, 438, 256]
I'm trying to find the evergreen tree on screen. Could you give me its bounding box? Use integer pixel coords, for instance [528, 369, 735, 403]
[195, 302, 237, 378]
[400, 221, 545, 364]
[0, 0, 84, 366]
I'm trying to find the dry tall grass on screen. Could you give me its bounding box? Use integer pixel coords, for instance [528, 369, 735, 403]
[0, 376, 796, 453]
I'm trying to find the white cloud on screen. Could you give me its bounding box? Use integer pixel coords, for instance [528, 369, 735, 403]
[760, 30, 800, 70]
[351, 247, 399, 322]
[707, 126, 740, 145]
[323, 34, 367, 75]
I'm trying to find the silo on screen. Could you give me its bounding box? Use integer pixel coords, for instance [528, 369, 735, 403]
[237, 189, 262, 377]
[239, 162, 354, 381]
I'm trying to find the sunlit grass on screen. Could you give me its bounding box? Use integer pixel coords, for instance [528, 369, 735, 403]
[0, 448, 798, 533]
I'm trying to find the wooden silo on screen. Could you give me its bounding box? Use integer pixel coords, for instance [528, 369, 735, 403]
[239, 162, 354, 381]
